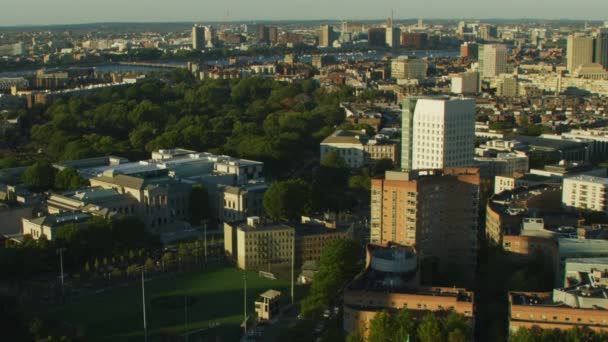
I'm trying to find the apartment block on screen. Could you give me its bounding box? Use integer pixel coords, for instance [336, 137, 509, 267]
[391, 56, 428, 81]
[478, 44, 508, 78]
[370, 168, 480, 278]
[567, 34, 594, 73]
[562, 175, 608, 214]
[451, 71, 479, 95]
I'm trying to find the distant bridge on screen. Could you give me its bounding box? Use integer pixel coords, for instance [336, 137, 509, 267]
[117, 62, 187, 69]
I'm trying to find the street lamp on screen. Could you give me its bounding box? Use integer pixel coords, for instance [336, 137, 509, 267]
[243, 273, 247, 334]
[140, 267, 148, 342]
[56, 248, 66, 299]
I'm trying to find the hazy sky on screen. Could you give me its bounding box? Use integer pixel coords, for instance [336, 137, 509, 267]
[1, 0, 607, 26]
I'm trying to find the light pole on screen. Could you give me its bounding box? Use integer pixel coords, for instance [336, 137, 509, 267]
[204, 221, 208, 263]
[243, 274, 247, 334]
[141, 269, 148, 342]
[184, 293, 189, 342]
[56, 248, 66, 299]
[291, 236, 296, 305]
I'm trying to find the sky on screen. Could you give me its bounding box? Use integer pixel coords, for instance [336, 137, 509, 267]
[1, 0, 607, 26]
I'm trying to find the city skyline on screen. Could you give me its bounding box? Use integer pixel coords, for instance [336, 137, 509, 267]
[2, 0, 608, 26]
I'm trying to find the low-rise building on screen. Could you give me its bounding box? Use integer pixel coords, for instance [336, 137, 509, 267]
[485, 184, 570, 244]
[343, 245, 475, 337]
[475, 152, 529, 179]
[562, 175, 608, 214]
[255, 289, 282, 321]
[391, 56, 427, 81]
[494, 173, 558, 194]
[22, 212, 91, 240]
[451, 71, 479, 95]
[218, 181, 267, 223]
[224, 217, 295, 271]
[224, 216, 352, 270]
[509, 287, 608, 333]
[320, 130, 399, 168]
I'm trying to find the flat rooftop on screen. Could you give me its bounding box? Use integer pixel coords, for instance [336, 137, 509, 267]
[565, 175, 608, 186]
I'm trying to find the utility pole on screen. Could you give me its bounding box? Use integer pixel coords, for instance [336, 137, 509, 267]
[57, 248, 66, 299]
[243, 274, 247, 334]
[291, 237, 294, 304]
[204, 221, 208, 263]
[184, 293, 189, 342]
[141, 269, 148, 342]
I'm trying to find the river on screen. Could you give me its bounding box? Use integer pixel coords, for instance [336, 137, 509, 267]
[0, 50, 459, 77]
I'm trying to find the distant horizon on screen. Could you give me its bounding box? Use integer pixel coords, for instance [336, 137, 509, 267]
[0, 17, 606, 29]
[2, 0, 607, 27]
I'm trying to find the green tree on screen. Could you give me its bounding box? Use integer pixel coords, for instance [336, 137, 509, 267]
[448, 329, 467, 342]
[373, 159, 394, 177]
[445, 311, 472, 339]
[368, 310, 393, 342]
[263, 179, 311, 220]
[144, 258, 155, 272]
[393, 308, 416, 342]
[346, 330, 365, 342]
[126, 264, 140, 277]
[111, 268, 123, 279]
[54, 167, 88, 190]
[509, 327, 536, 342]
[314, 151, 350, 211]
[22, 160, 56, 191]
[301, 239, 361, 319]
[417, 313, 444, 342]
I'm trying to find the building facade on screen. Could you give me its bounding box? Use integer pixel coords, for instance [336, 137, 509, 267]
[562, 175, 608, 214]
[401, 97, 476, 170]
[478, 44, 508, 78]
[567, 34, 595, 73]
[391, 57, 427, 81]
[370, 169, 480, 278]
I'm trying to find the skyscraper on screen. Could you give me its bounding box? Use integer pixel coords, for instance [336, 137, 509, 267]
[368, 27, 387, 47]
[192, 25, 205, 50]
[567, 34, 594, 73]
[318, 25, 334, 48]
[268, 26, 279, 44]
[204, 26, 215, 47]
[385, 15, 401, 48]
[594, 28, 608, 70]
[478, 44, 508, 78]
[370, 168, 480, 278]
[400, 97, 476, 171]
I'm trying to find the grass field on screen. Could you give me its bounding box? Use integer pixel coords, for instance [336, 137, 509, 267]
[39, 267, 291, 341]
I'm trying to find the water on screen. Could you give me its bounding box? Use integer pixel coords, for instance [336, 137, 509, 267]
[0, 50, 459, 77]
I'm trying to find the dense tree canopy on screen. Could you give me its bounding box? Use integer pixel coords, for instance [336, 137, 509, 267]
[8, 76, 352, 179]
[22, 160, 56, 192]
[301, 239, 362, 319]
[263, 179, 311, 220]
[54, 167, 88, 191]
[349, 309, 472, 342]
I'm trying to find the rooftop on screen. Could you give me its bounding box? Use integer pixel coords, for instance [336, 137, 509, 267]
[258, 289, 281, 300]
[565, 175, 608, 186]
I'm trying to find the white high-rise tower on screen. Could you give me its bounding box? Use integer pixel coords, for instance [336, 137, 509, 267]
[401, 97, 476, 170]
